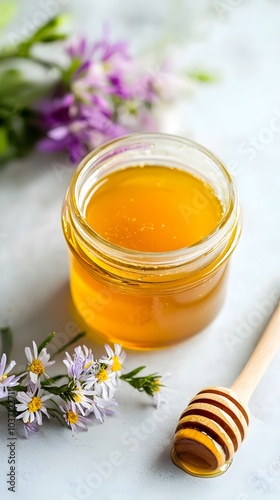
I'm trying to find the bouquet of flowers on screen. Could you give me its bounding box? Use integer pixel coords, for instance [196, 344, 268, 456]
[0, 330, 165, 438]
[0, 13, 214, 166]
[0, 15, 178, 166]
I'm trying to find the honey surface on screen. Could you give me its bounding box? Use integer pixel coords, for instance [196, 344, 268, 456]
[86, 166, 223, 252]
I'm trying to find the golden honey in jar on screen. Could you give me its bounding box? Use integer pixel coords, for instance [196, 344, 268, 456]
[62, 133, 241, 349]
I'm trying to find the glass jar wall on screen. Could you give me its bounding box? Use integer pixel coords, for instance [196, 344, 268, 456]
[62, 133, 241, 349]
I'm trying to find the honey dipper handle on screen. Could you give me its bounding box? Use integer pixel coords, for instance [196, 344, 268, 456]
[230, 301, 280, 403]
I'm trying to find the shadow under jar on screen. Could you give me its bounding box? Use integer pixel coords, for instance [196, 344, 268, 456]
[62, 133, 241, 350]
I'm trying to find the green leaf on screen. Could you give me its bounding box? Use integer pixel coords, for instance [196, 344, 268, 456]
[0, 15, 69, 60]
[0, 326, 13, 361]
[62, 57, 82, 87]
[43, 385, 63, 396]
[17, 15, 69, 55]
[47, 407, 65, 426]
[0, 67, 57, 110]
[188, 70, 218, 83]
[0, 1, 17, 30]
[120, 366, 146, 379]
[42, 374, 66, 386]
[31, 15, 68, 43]
[0, 67, 22, 98]
[0, 109, 43, 165]
[0, 103, 12, 118]
[0, 399, 9, 408]
[38, 332, 56, 354]
[120, 368, 162, 397]
[0, 126, 8, 155]
[34, 33, 68, 43]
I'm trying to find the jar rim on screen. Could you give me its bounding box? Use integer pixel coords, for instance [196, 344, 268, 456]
[65, 132, 240, 268]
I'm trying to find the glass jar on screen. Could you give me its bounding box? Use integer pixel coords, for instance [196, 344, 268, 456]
[62, 133, 241, 349]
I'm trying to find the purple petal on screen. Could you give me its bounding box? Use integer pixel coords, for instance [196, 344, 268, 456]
[5, 360, 16, 374]
[48, 126, 69, 141]
[66, 37, 88, 59]
[74, 61, 91, 78]
[25, 347, 32, 364]
[68, 139, 87, 164]
[0, 353, 7, 377]
[91, 95, 112, 117]
[37, 136, 71, 153]
[102, 41, 130, 62]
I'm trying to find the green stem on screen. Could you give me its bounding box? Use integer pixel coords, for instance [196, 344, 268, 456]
[0, 326, 13, 361]
[120, 368, 162, 397]
[41, 375, 67, 385]
[47, 405, 65, 426]
[0, 52, 64, 74]
[50, 398, 62, 410]
[51, 331, 86, 357]
[0, 399, 9, 408]
[29, 55, 64, 73]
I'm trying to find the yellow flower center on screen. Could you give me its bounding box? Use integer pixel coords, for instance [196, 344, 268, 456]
[84, 361, 92, 370]
[97, 368, 108, 383]
[153, 380, 161, 392]
[111, 356, 122, 372]
[102, 61, 110, 72]
[67, 410, 79, 425]
[29, 359, 45, 375]
[73, 389, 82, 403]
[0, 373, 7, 382]
[28, 396, 42, 413]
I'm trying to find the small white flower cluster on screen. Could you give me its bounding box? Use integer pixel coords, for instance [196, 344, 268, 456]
[0, 340, 126, 437]
[0, 334, 166, 438]
[61, 343, 126, 432]
[15, 341, 55, 436]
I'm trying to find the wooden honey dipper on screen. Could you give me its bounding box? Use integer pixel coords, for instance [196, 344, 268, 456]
[172, 302, 280, 477]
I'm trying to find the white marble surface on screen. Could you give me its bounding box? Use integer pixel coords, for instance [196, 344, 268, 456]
[1, 1, 280, 499]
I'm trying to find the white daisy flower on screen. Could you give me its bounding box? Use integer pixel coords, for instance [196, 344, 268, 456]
[71, 382, 95, 415]
[60, 402, 89, 434]
[152, 373, 171, 408]
[23, 341, 55, 384]
[88, 395, 118, 423]
[0, 353, 20, 399]
[63, 351, 84, 379]
[16, 386, 51, 425]
[94, 365, 117, 398]
[77, 346, 100, 388]
[74, 345, 96, 372]
[100, 344, 126, 376]
[63, 346, 99, 389]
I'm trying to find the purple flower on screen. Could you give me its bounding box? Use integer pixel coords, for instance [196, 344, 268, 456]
[37, 93, 75, 128]
[74, 387, 95, 413]
[37, 29, 170, 163]
[16, 386, 51, 425]
[63, 345, 99, 387]
[67, 25, 130, 64]
[23, 421, 38, 439]
[0, 354, 20, 399]
[60, 402, 89, 434]
[63, 351, 84, 379]
[22, 341, 55, 385]
[86, 395, 118, 423]
[66, 37, 90, 61]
